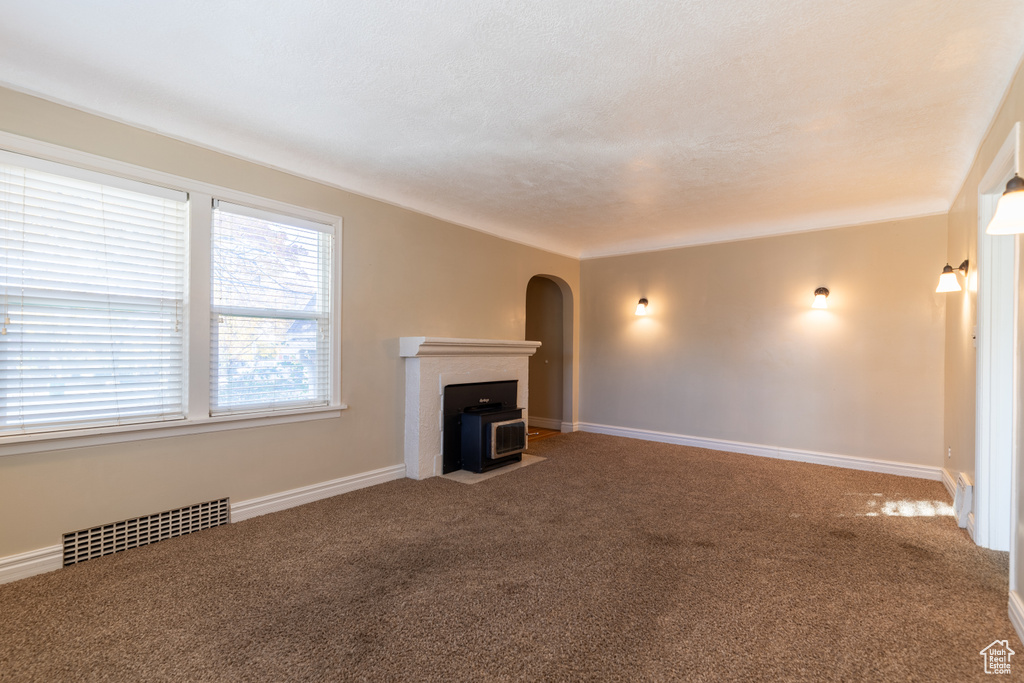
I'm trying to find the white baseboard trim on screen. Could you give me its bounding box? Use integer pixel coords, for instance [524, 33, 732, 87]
[0, 545, 63, 585]
[578, 422, 942, 481]
[1010, 591, 1024, 646]
[968, 511, 977, 541]
[941, 467, 957, 500]
[528, 416, 563, 431]
[231, 464, 406, 522]
[560, 422, 579, 434]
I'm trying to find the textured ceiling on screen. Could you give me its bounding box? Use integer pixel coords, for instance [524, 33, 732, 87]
[2, 1, 1024, 257]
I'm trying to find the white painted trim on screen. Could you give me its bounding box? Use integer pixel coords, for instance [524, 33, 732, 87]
[400, 337, 541, 357]
[975, 123, 1019, 552]
[969, 511, 977, 541]
[0, 545, 63, 585]
[332, 205, 345, 416]
[230, 464, 405, 522]
[561, 422, 580, 433]
[186, 192, 213, 421]
[1010, 590, 1024, 646]
[528, 416, 562, 430]
[0, 405, 346, 458]
[941, 467, 957, 500]
[1014, 231, 1022, 592]
[578, 423, 942, 480]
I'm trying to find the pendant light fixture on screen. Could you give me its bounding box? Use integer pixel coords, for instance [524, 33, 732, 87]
[812, 287, 829, 309]
[635, 298, 649, 315]
[986, 174, 1024, 235]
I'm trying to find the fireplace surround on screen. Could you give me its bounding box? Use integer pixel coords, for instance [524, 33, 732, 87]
[400, 337, 540, 480]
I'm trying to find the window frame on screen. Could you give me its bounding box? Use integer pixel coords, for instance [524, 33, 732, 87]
[208, 199, 335, 415]
[0, 150, 189, 434]
[0, 132, 345, 457]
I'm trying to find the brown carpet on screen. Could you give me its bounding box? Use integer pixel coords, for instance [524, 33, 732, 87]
[0, 432, 1016, 681]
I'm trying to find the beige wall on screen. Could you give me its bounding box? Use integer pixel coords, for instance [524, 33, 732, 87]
[580, 215, 947, 466]
[526, 276, 564, 422]
[0, 88, 580, 558]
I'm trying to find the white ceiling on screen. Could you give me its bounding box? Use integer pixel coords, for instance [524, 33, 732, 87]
[2, 1, 1024, 258]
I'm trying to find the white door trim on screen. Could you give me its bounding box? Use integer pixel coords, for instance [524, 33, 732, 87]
[975, 122, 1020, 553]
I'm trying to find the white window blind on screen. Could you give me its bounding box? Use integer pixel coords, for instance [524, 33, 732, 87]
[0, 154, 188, 435]
[211, 201, 332, 414]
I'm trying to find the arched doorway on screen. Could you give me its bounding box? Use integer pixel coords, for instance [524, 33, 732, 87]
[526, 276, 565, 432]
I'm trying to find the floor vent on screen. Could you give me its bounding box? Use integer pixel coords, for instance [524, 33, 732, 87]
[62, 498, 230, 567]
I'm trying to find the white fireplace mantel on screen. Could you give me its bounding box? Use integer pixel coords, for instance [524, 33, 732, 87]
[400, 337, 542, 358]
[401, 337, 541, 480]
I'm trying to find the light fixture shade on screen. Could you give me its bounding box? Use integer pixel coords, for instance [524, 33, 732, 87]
[635, 298, 648, 315]
[935, 265, 962, 293]
[986, 174, 1024, 235]
[812, 287, 829, 309]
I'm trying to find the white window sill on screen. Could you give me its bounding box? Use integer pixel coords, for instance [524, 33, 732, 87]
[0, 404, 349, 457]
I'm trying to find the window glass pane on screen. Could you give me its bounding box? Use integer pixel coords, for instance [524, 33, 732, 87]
[212, 210, 327, 312]
[211, 315, 326, 410]
[0, 159, 186, 434]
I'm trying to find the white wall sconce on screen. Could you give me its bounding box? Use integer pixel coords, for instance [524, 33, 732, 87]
[986, 174, 1024, 235]
[635, 298, 649, 315]
[935, 260, 969, 293]
[812, 287, 829, 309]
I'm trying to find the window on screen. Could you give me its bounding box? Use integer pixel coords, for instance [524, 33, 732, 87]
[211, 202, 333, 414]
[0, 152, 187, 435]
[0, 142, 341, 447]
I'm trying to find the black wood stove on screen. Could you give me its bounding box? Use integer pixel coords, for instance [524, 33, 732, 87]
[442, 380, 527, 473]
